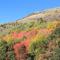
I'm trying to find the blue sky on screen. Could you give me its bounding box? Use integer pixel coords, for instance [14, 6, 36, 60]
[0, 0, 60, 23]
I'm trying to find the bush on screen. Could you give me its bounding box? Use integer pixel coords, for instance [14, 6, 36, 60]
[0, 39, 7, 60]
[7, 50, 16, 60]
[29, 34, 48, 60]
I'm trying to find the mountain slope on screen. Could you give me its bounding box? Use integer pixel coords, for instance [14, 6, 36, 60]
[0, 8, 60, 60]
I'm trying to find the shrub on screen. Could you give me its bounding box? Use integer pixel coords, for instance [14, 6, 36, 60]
[29, 33, 48, 60]
[0, 39, 7, 60]
[7, 50, 16, 60]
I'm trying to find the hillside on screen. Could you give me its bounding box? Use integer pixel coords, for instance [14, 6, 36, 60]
[0, 8, 60, 60]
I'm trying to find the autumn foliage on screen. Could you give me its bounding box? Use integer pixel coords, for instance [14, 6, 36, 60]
[0, 20, 60, 60]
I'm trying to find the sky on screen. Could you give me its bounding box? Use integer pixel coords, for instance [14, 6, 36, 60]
[0, 0, 60, 23]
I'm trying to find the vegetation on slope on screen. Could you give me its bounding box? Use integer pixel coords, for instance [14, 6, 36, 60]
[0, 9, 60, 60]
